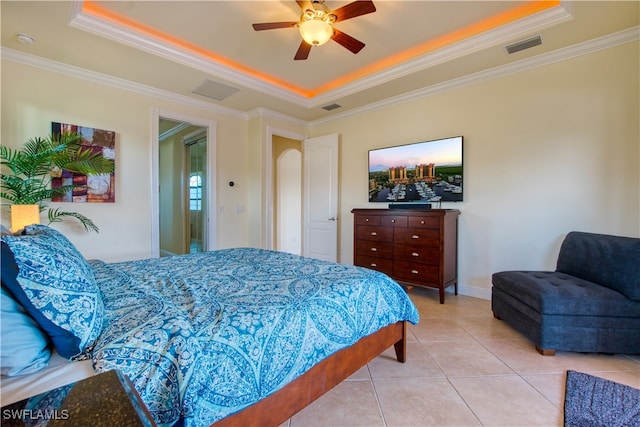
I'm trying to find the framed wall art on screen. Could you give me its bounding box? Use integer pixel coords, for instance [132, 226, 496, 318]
[51, 122, 116, 203]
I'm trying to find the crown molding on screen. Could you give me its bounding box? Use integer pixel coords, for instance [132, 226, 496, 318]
[246, 108, 309, 128]
[2, 25, 637, 128]
[307, 1, 574, 108]
[68, 1, 310, 107]
[0, 47, 303, 125]
[159, 122, 191, 141]
[0, 48, 248, 121]
[309, 25, 640, 127]
[68, 0, 572, 109]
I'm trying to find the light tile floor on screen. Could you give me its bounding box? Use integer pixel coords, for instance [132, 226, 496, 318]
[283, 287, 640, 427]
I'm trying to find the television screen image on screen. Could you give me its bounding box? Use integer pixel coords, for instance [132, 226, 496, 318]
[368, 136, 463, 203]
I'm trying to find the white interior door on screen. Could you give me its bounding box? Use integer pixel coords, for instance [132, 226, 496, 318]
[303, 134, 338, 262]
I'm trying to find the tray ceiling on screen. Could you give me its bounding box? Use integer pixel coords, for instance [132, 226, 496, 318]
[1, 1, 638, 121]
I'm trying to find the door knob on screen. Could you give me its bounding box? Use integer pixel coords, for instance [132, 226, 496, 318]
[328, 217, 337, 221]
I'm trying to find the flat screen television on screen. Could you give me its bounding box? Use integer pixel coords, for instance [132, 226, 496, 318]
[368, 136, 463, 203]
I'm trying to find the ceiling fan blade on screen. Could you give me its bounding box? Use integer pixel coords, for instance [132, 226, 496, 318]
[332, 1, 376, 22]
[332, 29, 365, 54]
[294, 41, 312, 60]
[252, 22, 298, 31]
[296, 0, 312, 11]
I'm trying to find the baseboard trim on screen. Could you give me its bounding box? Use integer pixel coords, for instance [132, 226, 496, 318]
[457, 284, 491, 301]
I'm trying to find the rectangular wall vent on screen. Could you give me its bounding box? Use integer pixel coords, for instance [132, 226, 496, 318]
[322, 103, 342, 111]
[193, 79, 239, 101]
[505, 35, 542, 55]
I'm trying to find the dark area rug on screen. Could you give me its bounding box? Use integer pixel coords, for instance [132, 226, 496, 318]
[564, 370, 640, 427]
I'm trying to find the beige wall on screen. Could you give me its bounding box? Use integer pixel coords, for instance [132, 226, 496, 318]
[1, 60, 250, 262]
[310, 41, 639, 298]
[2, 40, 637, 299]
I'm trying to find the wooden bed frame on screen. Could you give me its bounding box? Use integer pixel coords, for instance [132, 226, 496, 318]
[211, 321, 407, 427]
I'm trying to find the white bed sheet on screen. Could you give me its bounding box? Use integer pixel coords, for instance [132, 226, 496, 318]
[0, 352, 95, 406]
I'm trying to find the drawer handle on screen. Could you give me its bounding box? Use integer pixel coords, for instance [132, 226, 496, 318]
[420, 220, 425, 224]
[391, 219, 396, 223]
[365, 218, 370, 222]
[412, 235, 420, 239]
[370, 232, 378, 236]
[370, 248, 378, 252]
[411, 270, 419, 274]
[370, 263, 377, 267]
[411, 252, 419, 257]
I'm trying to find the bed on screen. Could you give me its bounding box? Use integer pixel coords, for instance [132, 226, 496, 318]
[1, 225, 419, 426]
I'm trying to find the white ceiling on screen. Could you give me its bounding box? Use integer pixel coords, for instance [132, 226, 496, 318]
[1, 1, 638, 122]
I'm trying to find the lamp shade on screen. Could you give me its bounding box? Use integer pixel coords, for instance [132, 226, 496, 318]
[10, 204, 40, 233]
[299, 19, 333, 46]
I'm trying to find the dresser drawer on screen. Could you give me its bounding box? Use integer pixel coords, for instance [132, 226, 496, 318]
[356, 225, 393, 242]
[353, 208, 459, 304]
[355, 240, 394, 258]
[408, 216, 440, 229]
[355, 255, 394, 276]
[394, 228, 439, 246]
[394, 261, 439, 284]
[394, 244, 439, 265]
[355, 215, 380, 225]
[381, 215, 408, 227]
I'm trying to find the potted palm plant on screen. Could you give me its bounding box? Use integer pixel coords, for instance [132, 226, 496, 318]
[1, 132, 115, 232]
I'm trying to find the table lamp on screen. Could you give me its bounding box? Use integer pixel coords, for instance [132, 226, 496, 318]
[10, 204, 40, 233]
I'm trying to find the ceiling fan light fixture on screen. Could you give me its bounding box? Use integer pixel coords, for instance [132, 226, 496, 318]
[252, 0, 374, 60]
[299, 18, 333, 46]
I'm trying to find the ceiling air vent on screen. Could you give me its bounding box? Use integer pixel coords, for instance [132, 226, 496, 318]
[505, 35, 542, 55]
[322, 103, 342, 111]
[192, 79, 239, 101]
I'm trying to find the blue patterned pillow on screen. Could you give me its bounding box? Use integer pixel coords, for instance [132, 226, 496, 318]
[1, 225, 103, 359]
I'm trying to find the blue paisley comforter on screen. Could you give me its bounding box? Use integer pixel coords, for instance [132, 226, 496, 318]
[89, 248, 419, 426]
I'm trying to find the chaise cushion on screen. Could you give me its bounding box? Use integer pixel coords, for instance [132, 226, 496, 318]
[556, 231, 640, 301]
[492, 271, 640, 317]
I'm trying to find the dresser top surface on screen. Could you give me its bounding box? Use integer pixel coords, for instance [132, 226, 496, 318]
[351, 208, 460, 217]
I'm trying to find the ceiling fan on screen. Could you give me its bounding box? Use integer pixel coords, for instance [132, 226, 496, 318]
[252, 0, 376, 60]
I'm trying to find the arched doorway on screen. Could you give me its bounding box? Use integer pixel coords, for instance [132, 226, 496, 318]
[273, 137, 302, 255]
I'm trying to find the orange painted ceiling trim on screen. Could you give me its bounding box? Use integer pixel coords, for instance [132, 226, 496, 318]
[81, 0, 560, 100]
[81, 1, 309, 96]
[309, 1, 561, 97]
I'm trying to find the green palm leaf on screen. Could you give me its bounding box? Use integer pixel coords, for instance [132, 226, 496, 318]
[47, 208, 99, 233]
[1, 131, 114, 233]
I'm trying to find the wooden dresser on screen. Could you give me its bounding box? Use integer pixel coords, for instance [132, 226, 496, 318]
[352, 208, 460, 304]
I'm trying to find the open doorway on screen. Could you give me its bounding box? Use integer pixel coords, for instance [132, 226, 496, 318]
[265, 128, 338, 262]
[152, 111, 216, 258]
[273, 135, 302, 255]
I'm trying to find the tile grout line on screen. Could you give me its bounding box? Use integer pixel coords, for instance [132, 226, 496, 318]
[366, 364, 389, 427]
[459, 322, 564, 411]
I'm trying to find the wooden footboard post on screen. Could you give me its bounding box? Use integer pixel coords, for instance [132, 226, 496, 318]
[393, 321, 407, 363]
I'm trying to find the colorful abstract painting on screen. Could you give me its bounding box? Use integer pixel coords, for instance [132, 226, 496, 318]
[51, 122, 116, 203]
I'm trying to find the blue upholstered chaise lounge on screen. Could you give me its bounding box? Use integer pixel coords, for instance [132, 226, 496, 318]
[491, 231, 640, 355]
